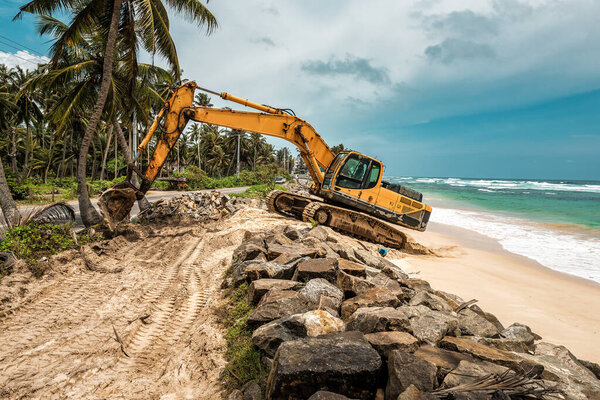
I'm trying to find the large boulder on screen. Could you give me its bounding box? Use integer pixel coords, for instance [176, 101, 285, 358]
[340, 286, 401, 319]
[466, 336, 529, 353]
[232, 254, 267, 285]
[368, 273, 403, 292]
[244, 261, 296, 282]
[409, 291, 453, 312]
[401, 305, 459, 344]
[397, 385, 436, 400]
[381, 264, 409, 281]
[399, 279, 432, 293]
[247, 279, 304, 303]
[345, 307, 411, 334]
[442, 359, 509, 388]
[364, 331, 419, 357]
[305, 225, 330, 241]
[439, 336, 541, 374]
[267, 243, 320, 260]
[500, 323, 539, 349]
[265, 335, 382, 399]
[328, 242, 362, 264]
[233, 241, 266, 263]
[414, 345, 475, 382]
[299, 278, 344, 310]
[247, 289, 313, 325]
[336, 271, 376, 297]
[386, 350, 437, 399]
[294, 258, 338, 283]
[458, 308, 501, 338]
[252, 310, 344, 356]
[338, 259, 367, 278]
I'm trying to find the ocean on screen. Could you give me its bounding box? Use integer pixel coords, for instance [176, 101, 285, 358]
[385, 177, 600, 283]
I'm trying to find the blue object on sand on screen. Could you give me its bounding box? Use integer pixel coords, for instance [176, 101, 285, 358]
[378, 248, 388, 257]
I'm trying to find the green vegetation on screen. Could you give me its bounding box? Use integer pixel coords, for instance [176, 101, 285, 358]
[0, 223, 102, 277]
[221, 283, 268, 392]
[230, 184, 288, 199]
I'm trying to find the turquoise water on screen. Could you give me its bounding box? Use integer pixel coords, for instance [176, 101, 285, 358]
[386, 177, 600, 282]
[387, 177, 600, 230]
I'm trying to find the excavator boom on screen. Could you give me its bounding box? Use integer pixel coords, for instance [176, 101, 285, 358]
[99, 82, 432, 249]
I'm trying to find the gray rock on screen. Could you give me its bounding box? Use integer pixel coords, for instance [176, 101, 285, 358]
[470, 305, 505, 332]
[242, 382, 262, 400]
[442, 359, 509, 388]
[399, 279, 432, 292]
[386, 350, 437, 399]
[466, 336, 529, 353]
[401, 305, 459, 344]
[266, 335, 382, 400]
[244, 262, 296, 282]
[247, 279, 304, 304]
[397, 385, 437, 400]
[336, 270, 377, 297]
[340, 286, 401, 319]
[299, 278, 344, 309]
[247, 289, 313, 325]
[364, 331, 419, 357]
[252, 310, 344, 356]
[381, 264, 409, 281]
[294, 258, 338, 283]
[283, 226, 303, 241]
[439, 336, 541, 374]
[458, 308, 501, 338]
[414, 344, 475, 382]
[232, 254, 267, 285]
[328, 242, 361, 263]
[500, 323, 539, 347]
[267, 243, 320, 260]
[233, 242, 266, 263]
[368, 273, 403, 292]
[345, 307, 411, 334]
[409, 291, 453, 312]
[305, 225, 330, 241]
[353, 248, 387, 270]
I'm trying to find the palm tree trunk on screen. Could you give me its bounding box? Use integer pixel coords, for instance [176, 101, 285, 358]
[44, 135, 55, 183]
[100, 126, 113, 181]
[0, 155, 20, 227]
[90, 134, 97, 181]
[76, 0, 123, 227]
[10, 128, 18, 178]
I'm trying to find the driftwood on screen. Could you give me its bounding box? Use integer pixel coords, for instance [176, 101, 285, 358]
[431, 369, 562, 399]
[456, 299, 478, 313]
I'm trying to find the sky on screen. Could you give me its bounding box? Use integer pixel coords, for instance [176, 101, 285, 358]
[1, 0, 599, 180]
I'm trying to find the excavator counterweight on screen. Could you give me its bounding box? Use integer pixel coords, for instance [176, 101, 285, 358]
[99, 82, 432, 249]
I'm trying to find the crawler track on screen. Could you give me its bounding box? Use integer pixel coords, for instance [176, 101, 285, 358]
[267, 190, 407, 249]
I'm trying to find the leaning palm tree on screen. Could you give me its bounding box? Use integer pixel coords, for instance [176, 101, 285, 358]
[17, 0, 217, 226]
[0, 85, 21, 226]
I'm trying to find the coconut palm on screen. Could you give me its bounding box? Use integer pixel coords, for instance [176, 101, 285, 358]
[17, 0, 217, 226]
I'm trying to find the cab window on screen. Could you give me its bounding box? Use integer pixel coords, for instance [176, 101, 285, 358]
[365, 163, 380, 189]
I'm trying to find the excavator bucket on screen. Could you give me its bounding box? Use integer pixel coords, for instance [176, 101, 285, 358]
[98, 182, 138, 231]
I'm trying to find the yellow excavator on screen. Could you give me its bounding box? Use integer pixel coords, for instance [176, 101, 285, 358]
[99, 82, 432, 249]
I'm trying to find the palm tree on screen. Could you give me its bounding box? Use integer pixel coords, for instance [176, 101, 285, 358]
[18, 0, 217, 226]
[0, 81, 21, 225]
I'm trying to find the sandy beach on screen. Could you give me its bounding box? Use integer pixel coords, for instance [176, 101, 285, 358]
[393, 221, 600, 363]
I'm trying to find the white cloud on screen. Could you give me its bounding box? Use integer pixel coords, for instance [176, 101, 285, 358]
[162, 0, 600, 153]
[0, 50, 49, 70]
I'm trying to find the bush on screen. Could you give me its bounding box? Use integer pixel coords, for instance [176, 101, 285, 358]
[4, 169, 28, 200]
[0, 223, 102, 277]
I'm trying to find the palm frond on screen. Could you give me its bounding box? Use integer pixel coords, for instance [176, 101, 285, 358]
[28, 202, 76, 225]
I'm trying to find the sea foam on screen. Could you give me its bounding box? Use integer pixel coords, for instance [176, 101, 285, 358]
[431, 207, 600, 283]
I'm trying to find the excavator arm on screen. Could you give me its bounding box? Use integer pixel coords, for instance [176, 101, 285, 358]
[136, 82, 334, 192]
[99, 82, 336, 228]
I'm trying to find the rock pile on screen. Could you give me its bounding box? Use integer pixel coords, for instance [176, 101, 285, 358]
[137, 191, 256, 223]
[225, 224, 600, 400]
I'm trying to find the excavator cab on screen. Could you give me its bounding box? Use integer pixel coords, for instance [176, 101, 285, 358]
[319, 151, 431, 231]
